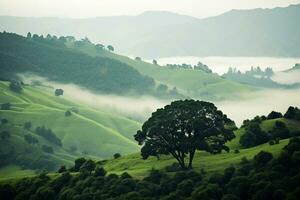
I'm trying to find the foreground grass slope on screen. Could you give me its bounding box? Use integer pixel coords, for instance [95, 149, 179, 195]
[0, 81, 140, 163]
[101, 118, 300, 178]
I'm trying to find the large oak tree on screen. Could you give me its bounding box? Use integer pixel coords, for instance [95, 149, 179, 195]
[134, 100, 236, 169]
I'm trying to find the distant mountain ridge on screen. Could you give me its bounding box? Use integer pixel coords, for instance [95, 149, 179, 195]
[0, 4, 300, 58]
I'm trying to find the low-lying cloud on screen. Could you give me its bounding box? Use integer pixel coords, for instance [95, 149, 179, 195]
[20, 74, 300, 127]
[271, 70, 300, 84]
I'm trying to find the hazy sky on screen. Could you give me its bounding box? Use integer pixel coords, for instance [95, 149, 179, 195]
[1, 0, 300, 18]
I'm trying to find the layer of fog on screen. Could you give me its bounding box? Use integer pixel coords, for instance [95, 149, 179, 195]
[155, 56, 300, 75]
[271, 69, 300, 84]
[21, 74, 300, 127]
[20, 74, 167, 122]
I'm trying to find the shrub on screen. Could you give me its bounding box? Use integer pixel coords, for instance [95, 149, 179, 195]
[9, 80, 22, 93]
[113, 153, 121, 159]
[65, 110, 71, 117]
[269, 140, 275, 145]
[1, 103, 11, 110]
[94, 167, 106, 177]
[55, 89, 64, 96]
[58, 166, 67, 173]
[23, 122, 32, 130]
[234, 149, 240, 154]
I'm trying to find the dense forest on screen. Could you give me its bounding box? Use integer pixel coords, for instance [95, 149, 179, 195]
[0, 32, 156, 95]
[1, 136, 300, 200]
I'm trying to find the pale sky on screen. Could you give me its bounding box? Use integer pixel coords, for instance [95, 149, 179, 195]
[0, 0, 300, 18]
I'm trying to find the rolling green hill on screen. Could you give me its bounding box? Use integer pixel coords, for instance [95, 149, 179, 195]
[100, 118, 300, 178]
[0, 81, 141, 178]
[66, 40, 256, 101]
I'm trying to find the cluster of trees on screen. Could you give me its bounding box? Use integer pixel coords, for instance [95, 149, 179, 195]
[240, 108, 300, 148]
[222, 66, 288, 88]
[24, 134, 38, 145]
[1, 137, 300, 200]
[35, 126, 62, 147]
[0, 32, 156, 95]
[165, 62, 212, 73]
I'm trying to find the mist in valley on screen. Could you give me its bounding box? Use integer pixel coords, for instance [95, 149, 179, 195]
[21, 74, 300, 127]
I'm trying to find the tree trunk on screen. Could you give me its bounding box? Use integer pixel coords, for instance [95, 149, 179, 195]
[188, 150, 195, 169]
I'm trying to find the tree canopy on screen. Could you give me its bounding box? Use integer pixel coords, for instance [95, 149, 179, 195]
[134, 100, 236, 169]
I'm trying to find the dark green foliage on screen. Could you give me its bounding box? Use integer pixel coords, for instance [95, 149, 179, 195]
[0, 131, 10, 140]
[24, 134, 38, 144]
[284, 106, 300, 120]
[234, 149, 240, 154]
[64, 110, 71, 117]
[135, 99, 235, 169]
[267, 111, 283, 119]
[74, 157, 86, 172]
[0, 32, 156, 95]
[35, 126, 62, 146]
[113, 153, 121, 159]
[80, 159, 96, 173]
[271, 121, 290, 139]
[284, 137, 300, 154]
[58, 166, 67, 173]
[42, 145, 54, 154]
[55, 89, 63, 96]
[23, 122, 32, 130]
[1, 102, 11, 110]
[1, 118, 8, 124]
[94, 167, 106, 177]
[240, 122, 269, 148]
[253, 151, 273, 168]
[9, 80, 22, 93]
[0, 184, 15, 200]
[2, 139, 300, 200]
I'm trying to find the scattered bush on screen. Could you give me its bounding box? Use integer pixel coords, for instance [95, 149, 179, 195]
[24, 134, 38, 144]
[234, 149, 240, 154]
[9, 80, 22, 93]
[35, 126, 62, 146]
[54, 89, 63, 96]
[1, 103, 11, 110]
[65, 110, 72, 117]
[23, 122, 32, 130]
[113, 153, 121, 159]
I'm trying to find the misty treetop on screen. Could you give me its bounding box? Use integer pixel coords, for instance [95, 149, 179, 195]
[135, 99, 236, 169]
[0, 32, 156, 95]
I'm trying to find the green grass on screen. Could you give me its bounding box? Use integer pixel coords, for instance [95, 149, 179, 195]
[66, 42, 257, 100]
[0, 165, 36, 182]
[0, 81, 141, 159]
[102, 139, 289, 178]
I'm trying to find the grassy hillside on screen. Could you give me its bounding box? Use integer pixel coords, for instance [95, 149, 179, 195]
[0, 81, 141, 176]
[67, 41, 256, 101]
[100, 118, 300, 178]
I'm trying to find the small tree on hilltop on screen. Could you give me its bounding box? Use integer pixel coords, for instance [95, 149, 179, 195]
[107, 45, 114, 52]
[134, 99, 236, 169]
[55, 89, 64, 96]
